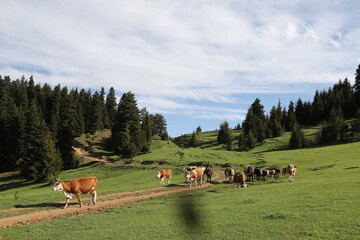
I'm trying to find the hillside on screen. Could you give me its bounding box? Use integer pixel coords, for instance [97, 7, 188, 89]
[0, 130, 359, 239]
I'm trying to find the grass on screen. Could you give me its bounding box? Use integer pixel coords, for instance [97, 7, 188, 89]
[0, 130, 359, 239]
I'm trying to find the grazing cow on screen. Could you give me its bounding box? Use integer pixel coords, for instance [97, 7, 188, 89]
[254, 168, 263, 181]
[157, 169, 172, 185]
[244, 166, 254, 182]
[224, 168, 235, 182]
[233, 172, 248, 188]
[52, 176, 98, 209]
[262, 169, 270, 182]
[186, 168, 204, 188]
[268, 168, 281, 178]
[204, 167, 214, 182]
[266, 169, 277, 179]
[288, 164, 297, 182]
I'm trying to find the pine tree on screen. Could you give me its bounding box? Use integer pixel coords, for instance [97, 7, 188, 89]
[58, 88, 80, 170]
[217, 121, 232, 150]
[196, 126, 202, 133]
[106, 87, 117, 127]
[190, 131, 199, 147]
[153, 113, 168, 139]
[111, 92, 143, 158]
[289, 121, 305, 149]
[18, 102, 62, 182]
[140, 108, 153, 153]
[242, 98, 267, 143]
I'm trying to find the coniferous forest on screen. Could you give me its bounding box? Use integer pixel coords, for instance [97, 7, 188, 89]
[0, 75, 168, 182]
[174, 65, 360, 150]
[1, 65, 360, 182]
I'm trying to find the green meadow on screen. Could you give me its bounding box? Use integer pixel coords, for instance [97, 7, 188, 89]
[0, 129, 359, 239]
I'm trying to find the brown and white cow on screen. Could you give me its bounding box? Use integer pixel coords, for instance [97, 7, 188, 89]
[186, 168, 203, 188]
[233, 172, 248, 188]
[282, 167, 290, 178]
[224, 167, 235, 182]
[157, 169, 172, 185]
[288, 164, 297, 182]
[52, 176, 98, 209]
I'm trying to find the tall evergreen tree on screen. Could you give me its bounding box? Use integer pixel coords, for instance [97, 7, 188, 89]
[153, 113, 168, 140]
[106, 87, 117, 127]
[242, 98, 267, 143]
[140, 108, 153, 153]
[111, 92, 143, 158]
[217, 121, 232, 150]
[18, 102, 62, 182]
[289, 121, 305, 149]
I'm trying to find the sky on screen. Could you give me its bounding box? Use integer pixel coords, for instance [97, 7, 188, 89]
[1, 0, 359, 137]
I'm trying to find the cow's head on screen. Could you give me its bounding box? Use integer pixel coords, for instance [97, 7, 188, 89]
[156, 171, 161, 178]
[52, 180, 64, 192]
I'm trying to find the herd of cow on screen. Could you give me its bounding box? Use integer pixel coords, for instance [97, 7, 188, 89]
[157, 164, 297, 188]
[51, 164, 296, 209]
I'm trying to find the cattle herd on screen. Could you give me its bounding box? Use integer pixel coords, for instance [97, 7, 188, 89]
[52, 163, 296, 209]
[159, 163, 297, 189]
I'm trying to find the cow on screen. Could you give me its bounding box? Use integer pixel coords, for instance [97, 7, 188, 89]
[233, 172, 248, 188]
[182, 166, 197, 182]
[186, 168, 204, 188]
[288, 164, 297, 182]
[157, 169, 172, 185]
[224, 168, 235, 182]
[254, 168, 263, 181]
[267, 169, 277, 179]
[244, 166, 254, 182]
[52, 176, 98, 209]
[282, 167, 290, 178]
[204, 167, 214, 182]
[268, 168, 281, 178]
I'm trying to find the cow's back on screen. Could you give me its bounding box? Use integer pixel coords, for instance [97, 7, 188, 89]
[72, 177, 98, 194]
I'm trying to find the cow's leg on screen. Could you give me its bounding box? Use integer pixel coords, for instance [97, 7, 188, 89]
[90, 191, 97, 206]
[168, 177, 171, 184]
[76, 193, 83, 207]
[64, 198, 70, 209]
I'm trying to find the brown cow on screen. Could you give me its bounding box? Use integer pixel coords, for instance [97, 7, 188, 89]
[224, 167, 235, 182]
[282, 167, 290, 178]
[157, 169, 172, 185]
[186, 168, 203, 188]
[52, 176, 98, 209]
[233, 172, 248, 188]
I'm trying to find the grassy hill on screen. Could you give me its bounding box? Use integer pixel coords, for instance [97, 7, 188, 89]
[0, 129, 359, 239]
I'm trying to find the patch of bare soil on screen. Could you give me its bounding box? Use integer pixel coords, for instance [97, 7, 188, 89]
[0, 171, 221, 229]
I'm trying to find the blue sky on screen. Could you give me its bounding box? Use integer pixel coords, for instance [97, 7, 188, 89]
[1, 0, 359, 137]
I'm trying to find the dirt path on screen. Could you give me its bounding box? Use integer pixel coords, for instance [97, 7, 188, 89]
[0, 171, 222, 229]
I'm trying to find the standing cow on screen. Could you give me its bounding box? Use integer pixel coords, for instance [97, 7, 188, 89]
[224, 168, 235, 182]
[244, 166, 254, 181]
[186, 168, 203, 188]
[233, 172, 248, 188]
[52, 176, 98, 209]
[157, 169, 172, 185]
[204, 167, 214, 182]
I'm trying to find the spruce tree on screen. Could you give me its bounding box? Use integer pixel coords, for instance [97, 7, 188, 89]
[18, 102, 62, 182]
[217, 121, 232, 150]
[140, 108, 153, 153]
[111, 92, 143, 158]
[242, 98, 267, 143]
[106, 87, 117, 127]
[289, 121, 305, 149]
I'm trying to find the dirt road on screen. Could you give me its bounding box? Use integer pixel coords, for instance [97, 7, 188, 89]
[0, 171, 222, 229]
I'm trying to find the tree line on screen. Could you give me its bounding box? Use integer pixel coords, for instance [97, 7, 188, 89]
[175, 65, 360, 150]
[0, 76, 168, 182]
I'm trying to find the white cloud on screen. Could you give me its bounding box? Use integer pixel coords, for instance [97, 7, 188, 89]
[0, 0, 359, 135]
